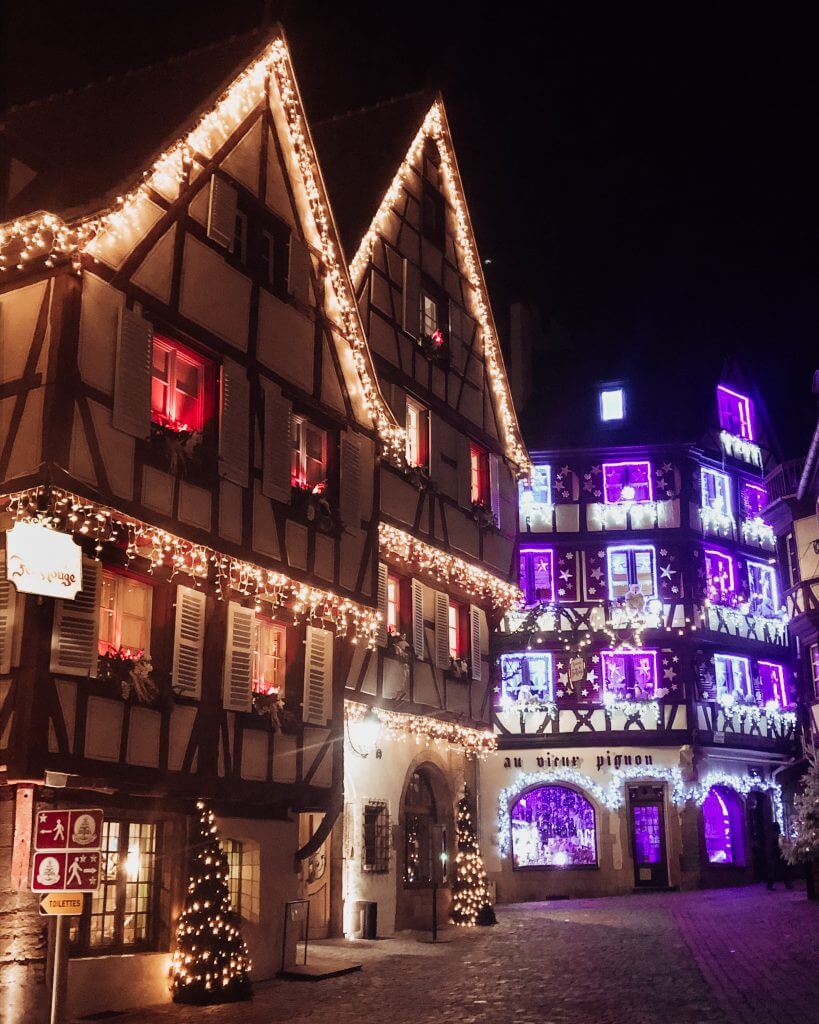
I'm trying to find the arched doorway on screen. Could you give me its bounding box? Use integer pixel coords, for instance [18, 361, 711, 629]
[397, 763, 453, 930]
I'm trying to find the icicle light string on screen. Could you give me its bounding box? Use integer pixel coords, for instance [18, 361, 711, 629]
[5, 486, 380, 645]
[345, 701, 496, 757]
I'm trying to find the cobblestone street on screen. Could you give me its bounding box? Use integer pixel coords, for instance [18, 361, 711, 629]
[98, 886, 818, 1024]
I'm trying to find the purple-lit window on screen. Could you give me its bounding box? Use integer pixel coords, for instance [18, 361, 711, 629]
[703, 786, 746, 865]
[601, 649, 659, 700]
[704, 548, 735, 604]
[519, 548, 554, 606]
[632, 805, 662, 864]
[701, 468, 731, 515]
[607, 546, 657, 600]
[714, 654, 752, 700]
[741, 482, 767, 520]
[747, 560, 779, 615]
[811, 644, 819, 699]
[717, 385, 754, 441]
[758, 661, 791, 707]
[498, 653, 554, 706]
[510, 785, 597, 868]
[602, 461, 653, 504]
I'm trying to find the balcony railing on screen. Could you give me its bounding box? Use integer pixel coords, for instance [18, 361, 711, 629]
[765, 458, 805, 505]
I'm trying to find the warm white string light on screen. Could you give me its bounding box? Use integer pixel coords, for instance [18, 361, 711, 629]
[345, 700, 496, 757]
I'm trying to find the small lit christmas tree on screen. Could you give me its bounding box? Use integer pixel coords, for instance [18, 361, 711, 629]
[171, 800, 252, 1004]
[450, 784, 495, 927]
[781, 750, 819, 865]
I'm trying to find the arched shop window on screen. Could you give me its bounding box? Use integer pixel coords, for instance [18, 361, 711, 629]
[510, 785, 597, 869]
[702, 786, 746, 865]
[403, 769, 438, 885]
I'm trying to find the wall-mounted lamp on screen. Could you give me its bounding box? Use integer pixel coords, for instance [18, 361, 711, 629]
[346, 708, 382, 759]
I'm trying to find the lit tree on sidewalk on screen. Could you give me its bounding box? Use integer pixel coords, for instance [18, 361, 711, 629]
[450, 784, 495, 926]
[781, 750, 819, 866]
[171, 800, 252, 1004]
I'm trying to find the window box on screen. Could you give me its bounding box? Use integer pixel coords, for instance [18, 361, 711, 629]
[471, 500, 499, 531]
[417, 328, 450, 365]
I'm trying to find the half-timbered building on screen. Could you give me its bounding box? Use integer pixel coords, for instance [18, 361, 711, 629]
[482, 363, 799, 900]
[0, 29, 401, 1021]
[313, 94, 526, 934]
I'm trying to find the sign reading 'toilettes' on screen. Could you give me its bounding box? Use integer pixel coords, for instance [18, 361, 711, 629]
[5, 521, 82, 599]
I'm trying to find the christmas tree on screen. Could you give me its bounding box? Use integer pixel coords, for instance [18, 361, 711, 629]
[450, 784, 495, 927]
[171, 800, 252, 1004]
[781, 750, 819, 865]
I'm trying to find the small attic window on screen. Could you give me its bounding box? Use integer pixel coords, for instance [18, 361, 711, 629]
[717, 385, 754, 441]
[599, 386, 625, 422]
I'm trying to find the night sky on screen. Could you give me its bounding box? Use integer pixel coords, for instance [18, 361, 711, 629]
[4, 2, 816, 455]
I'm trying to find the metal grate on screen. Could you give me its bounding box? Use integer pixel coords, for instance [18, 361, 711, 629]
[362, 801, 390, 874]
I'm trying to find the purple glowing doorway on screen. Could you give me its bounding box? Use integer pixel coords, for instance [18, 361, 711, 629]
[628, 784, 669, 887]
[510, 785, 597, 868]
[703, 786, 746, 865]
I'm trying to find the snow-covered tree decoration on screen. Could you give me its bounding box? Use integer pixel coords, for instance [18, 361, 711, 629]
[781, 750, 819, 865]
[450, 784, 494, 927]
[171, 801, 252, 1004]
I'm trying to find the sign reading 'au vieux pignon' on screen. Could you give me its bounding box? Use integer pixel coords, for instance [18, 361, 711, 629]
[5, 521, 83, 599]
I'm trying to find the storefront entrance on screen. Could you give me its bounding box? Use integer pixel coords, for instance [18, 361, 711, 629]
[628, 784, 669, 888]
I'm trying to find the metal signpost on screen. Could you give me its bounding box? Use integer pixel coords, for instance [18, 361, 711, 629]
[32, 809, 104, 1024]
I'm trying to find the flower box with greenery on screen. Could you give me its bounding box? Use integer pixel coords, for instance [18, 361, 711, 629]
[471, 501, 498, 532]
[150, 416, 205, 476]
[398, 461, 432, 491]
[387, 631, 414, 664]
[417, 328, 450, 366]
[290, 479, 335, 532]
[97, 646, 169, 707]
[447, 657, 470, 681]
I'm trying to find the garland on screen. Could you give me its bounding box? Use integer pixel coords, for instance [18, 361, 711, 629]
[345, 701, 496, 758]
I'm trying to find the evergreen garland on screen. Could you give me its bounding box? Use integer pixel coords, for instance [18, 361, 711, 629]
[450, 784, 495, 926]
[171, 800, 252, 1004]
[781, 751, 819, 865]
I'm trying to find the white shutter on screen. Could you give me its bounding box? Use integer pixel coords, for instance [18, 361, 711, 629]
[288, 236, 311, 304]
[50, 558, 102, 677]
[172, 585, 206, 699]
[469, 605, 482, 681]
[411, 579, 425, 660]
[218, 359, 250, 487]
[0, 553, 17, 675]
[457, 435, 473, 508]
[223, 602, 255, 711]
[303, 625, 333, 725]
[376, 562, 389, 648]
[339, 433, 362, 529]
[433, 590, 450, 669]
[489, 453, 501, 527]
[403, 260, 420, 337]
[261, 381, 292, 502]
[113, 307, 152, 439]
[207, 176, 238, 249]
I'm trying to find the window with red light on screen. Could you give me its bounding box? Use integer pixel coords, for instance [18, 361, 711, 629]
[704, 549, 735, 605]
[98, 569, 152, 658]
[448, 601, 462, 659]
[151, 337, 208, 432]
[406, 398, 429, 469]
[291, 417, 327, 491]
[717, 385, 754, 441]
[387, 574, 400, 634]
[253, 618, 286, 696]
[602, 461, 652, 503]
[470, 444, 489, 505]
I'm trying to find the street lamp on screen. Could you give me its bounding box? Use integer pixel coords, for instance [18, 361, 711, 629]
[347, 707, 382, 758]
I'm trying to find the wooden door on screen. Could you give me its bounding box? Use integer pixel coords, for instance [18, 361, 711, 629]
[299, 813, 331, 938]
[628, 784, 669, 888]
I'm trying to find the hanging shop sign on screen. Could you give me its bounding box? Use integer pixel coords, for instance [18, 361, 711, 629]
[5, 522, 82, 599]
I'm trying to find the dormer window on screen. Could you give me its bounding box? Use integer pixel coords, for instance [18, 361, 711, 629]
[717, 385, 754, 441]
[151, 337, 209, 433]
[519, 548, 555, 606]
[599, 386, 625, 422]
[602, 461, 652, 504]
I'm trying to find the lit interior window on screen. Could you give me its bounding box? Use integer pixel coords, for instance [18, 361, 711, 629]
[98, 570, 152, 658]
[387, 574, 400, 634]
[600, 649, 659, 700]
[511, 785, 597, 868]
[701, 467, 732, 515]
[703, 786, 745, 865]
[602, 461, 652, 503]
[747, 560, 779, 615]
[607, 545, 657, 600]
[291, 417, 327, 491]
[600, 387, 625, 422]
[151, 337, 207, 432]
[740, 482, 767, 520]
[405, 398, 429, 469]
[714, 654, 752, 700]
[704, 549, 735, 604]
[519, 548, 555, 606]
[499, 653, 554, 706]
[717, 385, 754, 441]
[470, 444, 489, 504]
[758, 661, 790, 707]
[253, 618, 286, 695]
[448, 602, 460, 659]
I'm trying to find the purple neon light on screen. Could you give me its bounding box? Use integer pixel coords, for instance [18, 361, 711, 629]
[602, 460, 653, 504]
[741, 482, 767, 519]
[758, 661, 790, 707]
[632, 805, 662, 864]
[510, 785, 597, 868]
[703, 786, 745, 865]
[704, 548, 736, 604]
[519, 547, 555, 606]
[717, 385, 754, 441]
[601, 649, 659, 700]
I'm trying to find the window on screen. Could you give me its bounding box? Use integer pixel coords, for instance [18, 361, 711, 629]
[421, 183, 445, 248]
[223, 839, 260, 923]
[701, 467, 732, 515]
[404, 769, 442, 885]
[704, 549, 735, 605]
[261, 229, 275, 285]
[151, 337, 207, 432]
[362, 802, 390, 873]
[98, 570, 152, 658]
[470, 444, 490, 505]
[291, 417, 327, 490]
[387, 574, 400, 634]
[607, 546, 656, 600]
[421, 293, 439, 336]
[747, 559, 779, 615]
[70, 819, 160, 952]
[253, 617, 286, 695]
[741, 482, 767, 520]
[601, 649, 659, 700]
[599, 386, 625, 422]
[405, 398, 429, 469]
[810, 644, 819, 698]
[233, 210, 248, 264]
[519, 548, 555, 606]
[784, 532, 800, 588]
[717, 385, 754, 441]
[758, 661, 791, 707]
[510, 785, 597, 868]
[714, 654, 752, 700]
[448, 601, 462, 659]
[702, 786, 745, 865]
[498, 653, 554, 708]
[602, 461, 652, 504]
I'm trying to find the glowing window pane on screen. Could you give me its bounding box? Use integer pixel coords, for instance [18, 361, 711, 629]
[254, 619, 285, 695]
[703, 786, 745, 865]
[607, 546, 656, 600]
[632, 805, 662, 864]
[714, 654, 751, 700]
[701, 468, 731, 514]
[519, 548, 554, 605]
[600, 387, 625, 421]
[602, 461, 652, 503]
[741, 482, 767, 519]
[717, 385, 754, 441]
[448, 602, 460, 658]
[498, 653, 554, 705]
[747, 560, 779, 615]
[387, 575, 400, 633]
[758, 661, 790, 707]
[704, 549, 735, 604]
[510, 785, 596, 867]
[601, 649, 659, 700]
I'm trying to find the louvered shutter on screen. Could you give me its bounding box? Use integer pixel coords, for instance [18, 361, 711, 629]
[207, 176, 238, 249]
[403, 261, 420, 337]
[222, 602, 255, 711]
[411, 579, 425, 659]
[339, 433, 362, 529]
[376, 563, 389, 648]
[288, 236, 312, 304]
[50, 558, 101, 677]
[0, 553, 17, 675]
[172, 585, 206, 699]
[489, 454, 502, 527]
[303, 625, 333, 725]
[261, 381, 293, 503]
[457, 435, 473, 508]
[113, 307, 152, 439]
[433, 591, 450, 669]
[391, 386, 406, 428]
[218, 359, 250, 487]
[469, 605, 482, 681]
